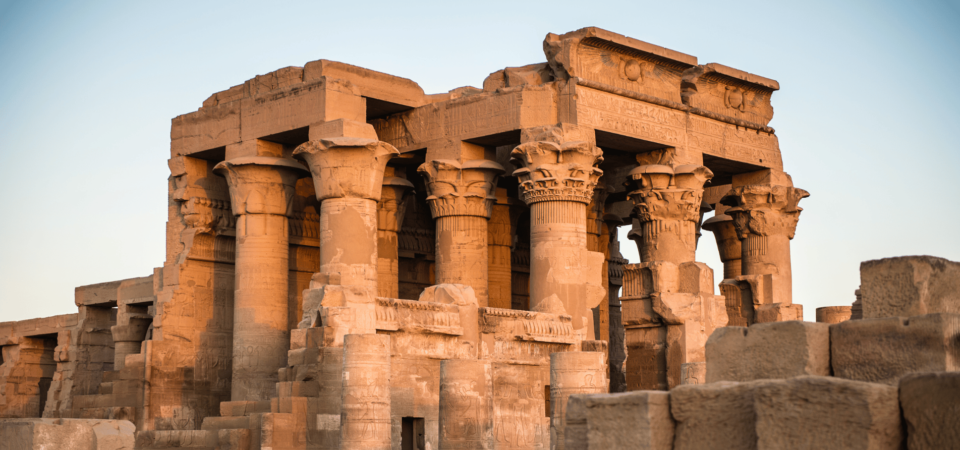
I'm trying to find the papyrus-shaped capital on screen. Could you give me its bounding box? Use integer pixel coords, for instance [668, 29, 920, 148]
[417, 159, 504, 218]
[510, 140, 604, 204]
[213, 156, 308, 217]
[293, 137, 400, 201]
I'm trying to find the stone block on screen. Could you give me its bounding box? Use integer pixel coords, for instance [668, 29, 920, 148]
[564, 391, 673, 450]
[134, 429, 217, 449]
[861, 255, 960, 318]
[706, 321, 830, 383]
[831, 313, 960, 384]
[671, 380, 773, 450]
[0, 418, 135, 450]
[754, 376, 902, 450]
[899, 371, 960, 450]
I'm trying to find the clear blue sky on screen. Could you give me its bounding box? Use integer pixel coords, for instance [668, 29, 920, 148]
[1, 0, 958, 322]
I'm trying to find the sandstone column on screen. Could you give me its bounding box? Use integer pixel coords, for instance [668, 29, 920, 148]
[549, 351, 607, 450]
[418, 159, 504, 307]
[588, 187, 610, 342]
[438, 359, 493, 449]
[511, 140, 605, 336]
[340, 334, 391, 450]
[214, 156, 308, 401]
[487, 188, 518, 310]
[621, 150, 726, 391]
[377, 171, 414, 298]
[702, 213, 742, 280]
[294, 137, 398, 336]
[720, 176, 808, 318]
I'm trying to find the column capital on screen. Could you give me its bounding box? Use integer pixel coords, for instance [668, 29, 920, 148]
[625, 158, 713, 264]
[378, 176, 414, 232]
[417, 159, 504, 219]
[627, 164, 713, 220]
[213, 156, 308, 217]
[510, 140, 604, 205]
[721, 184, 809, 240]
[293, 137, 399, 201]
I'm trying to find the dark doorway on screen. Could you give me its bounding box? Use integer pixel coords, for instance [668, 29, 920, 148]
[401, 417, 425, 450]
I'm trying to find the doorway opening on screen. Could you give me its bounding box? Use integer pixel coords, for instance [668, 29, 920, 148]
[401, 417, 425, 450]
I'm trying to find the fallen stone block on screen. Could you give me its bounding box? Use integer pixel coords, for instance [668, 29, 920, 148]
[0, 418, 135, 450]
[564, 391, 673, 450]
[831, 313, 960, 384]
[671, 380, 773, 450]
[860, 255, 960, 318]
[706, 321, 830, 383]
[754, 376, 902, 450]
[899, 371, 960, 450]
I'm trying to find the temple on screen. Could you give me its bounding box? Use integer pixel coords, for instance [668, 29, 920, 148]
[2, 27, 958, 450]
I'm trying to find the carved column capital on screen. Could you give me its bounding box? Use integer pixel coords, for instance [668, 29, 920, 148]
[626, 160, 713, 264]
[417, 159, 504, 219]
[293, 137, 399, 201]
[377, 176, 414, 232]
[721, 185, 809, 240]
[213, 156, 309, 217]
[510, 141, 604, 205]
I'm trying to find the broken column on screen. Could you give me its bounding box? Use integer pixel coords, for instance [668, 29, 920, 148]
[418, 159, 504, 307]
[438, 359, 493, 450]
[377, 169, 414, 299]
[294, 136, 399, 336]
[110, 318, 150, 370]
[620, 148, 727, 390]
[511, 135, 605, 337]
[214, 156, 308, 401]
[720, 171, 808, 322]
[340, 334, 391, 450]
[550, 351, 607, 450]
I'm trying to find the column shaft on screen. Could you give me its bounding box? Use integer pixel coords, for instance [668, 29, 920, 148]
[377, 228, 400, 298]
[340, 334, 392, 450]
[319, 198, 378, 290]
[487, 202, 513, 309]
[232, 212, 290, 401]
[436, 215, 489, 305]
[529, 201, 587, 321]
[438, 359, 493, 449]
[549, 351, 607, 450]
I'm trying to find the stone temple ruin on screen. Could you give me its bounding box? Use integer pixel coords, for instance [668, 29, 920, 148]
[1, 27, 958, 450]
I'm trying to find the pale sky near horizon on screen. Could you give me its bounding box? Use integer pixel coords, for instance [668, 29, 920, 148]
[1, 0, 958, 322]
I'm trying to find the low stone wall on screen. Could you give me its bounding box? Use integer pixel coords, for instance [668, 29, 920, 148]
[567, 373, 960, 450]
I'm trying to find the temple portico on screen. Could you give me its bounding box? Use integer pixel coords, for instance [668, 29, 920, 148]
[1, 27, 823, 450]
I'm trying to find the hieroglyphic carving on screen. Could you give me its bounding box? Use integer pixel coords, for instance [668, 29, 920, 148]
[577, 87, 686, 147]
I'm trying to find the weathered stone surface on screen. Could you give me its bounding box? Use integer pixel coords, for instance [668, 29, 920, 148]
[564, 391, 673, 450]
[754, 376, 902, 450]
[899, 371, 960, 450]
[0, 418, 135, 450]
[706, 321, 830, 383]
[831, 313, 960, 384]
[860, 255, 960, 318]
[816, 306, 852, 324]
[671, 380, 772, 450]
